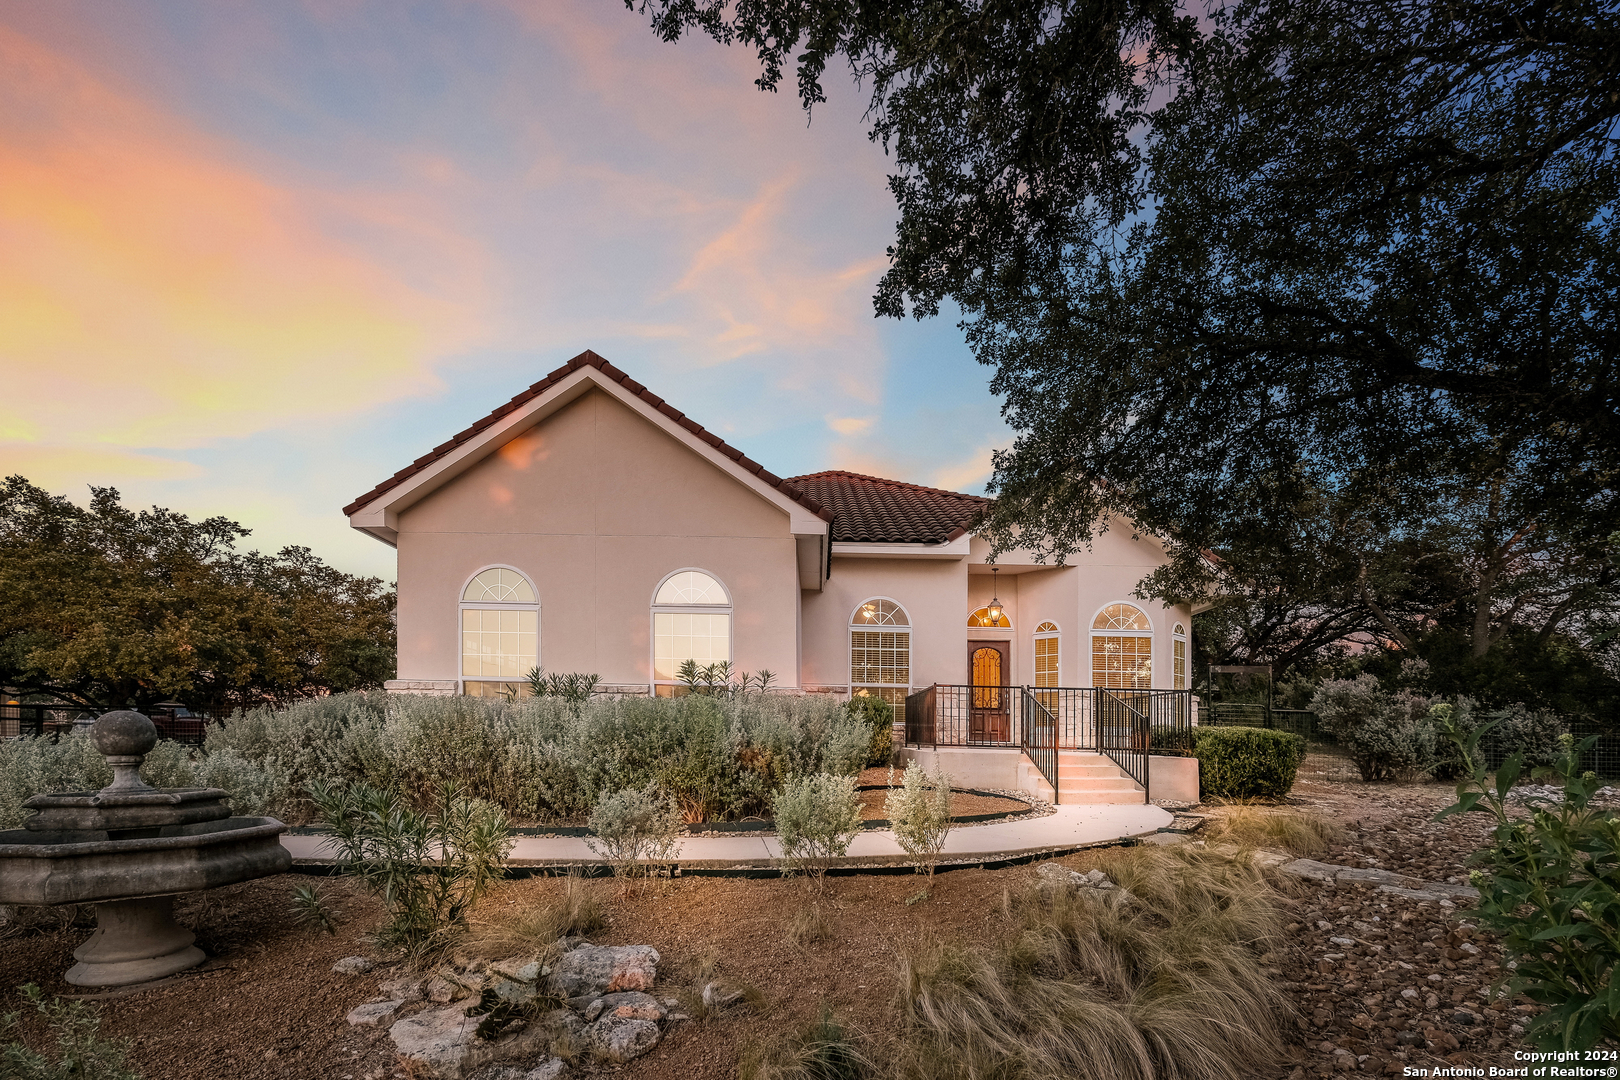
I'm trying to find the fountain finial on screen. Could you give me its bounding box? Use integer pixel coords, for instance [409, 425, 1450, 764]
[92, 710, 158, 793]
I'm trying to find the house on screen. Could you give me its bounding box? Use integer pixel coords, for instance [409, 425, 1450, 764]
[345, 350, 1198, 803]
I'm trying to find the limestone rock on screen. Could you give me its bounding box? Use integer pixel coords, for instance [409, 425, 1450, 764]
[332, 955, 377, 975]
[380, 973, 424, 1002]
[389, 1000, 482, 1077]
[545, 944, 659, 997]
[1279, 858, 1340, 883]
[347, 1000, 404, 1027]
[599, 991, 667, 1021]
[581, 998, 604, 1022]
[586, 1016, 661, 1062]
[538, 1008, 587, 1041]
[467, 1062, 566, 1080]
[490, 960, 545, 1005]
[425, 975, 456, 1003]
[702, 982, 743, 1009]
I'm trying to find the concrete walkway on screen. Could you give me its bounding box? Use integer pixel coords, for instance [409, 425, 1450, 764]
[279, 802, 1173, 870]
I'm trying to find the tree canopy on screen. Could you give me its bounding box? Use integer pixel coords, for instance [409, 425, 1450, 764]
[632, 0, 1620, 698]
[0, 476, 395, 714]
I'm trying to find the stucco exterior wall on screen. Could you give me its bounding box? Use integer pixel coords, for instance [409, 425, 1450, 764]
[801, 557, 969, 691]
[393, 389, 800, 689]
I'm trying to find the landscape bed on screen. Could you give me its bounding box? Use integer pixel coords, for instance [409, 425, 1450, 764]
[0, 771, 1531, 1080]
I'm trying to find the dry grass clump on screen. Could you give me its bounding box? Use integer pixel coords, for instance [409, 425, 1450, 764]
[1204, 805, 1344, 856]
[787, 903, 834, 947]
[466, 876, 606, 958]
[740, 1008, 874, 1080]
[891, 845, 1295, 1080]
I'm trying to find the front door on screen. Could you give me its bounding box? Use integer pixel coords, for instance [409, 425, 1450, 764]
[968, 640, 1011, 742]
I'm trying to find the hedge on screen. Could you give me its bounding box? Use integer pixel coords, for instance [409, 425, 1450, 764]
[1192, 726, 1305, 799]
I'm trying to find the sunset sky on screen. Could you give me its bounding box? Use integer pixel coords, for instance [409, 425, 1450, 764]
[0, 0, 1009, 580]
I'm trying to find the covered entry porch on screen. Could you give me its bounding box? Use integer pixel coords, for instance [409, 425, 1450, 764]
[901, 685, 1198, 806]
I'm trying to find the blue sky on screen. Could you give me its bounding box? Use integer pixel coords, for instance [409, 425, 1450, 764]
[0, 0, 1011, 579]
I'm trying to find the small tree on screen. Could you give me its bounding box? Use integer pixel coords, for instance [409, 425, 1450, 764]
[884, 762, 954, 880]
[308, 780, 513, 956]
[585, 786, 684, 891]
[774, 773, 863, 886]
[1437, 709, 1620, 1052]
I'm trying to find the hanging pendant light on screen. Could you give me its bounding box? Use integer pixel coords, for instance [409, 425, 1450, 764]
[986, 567, 1004, 625]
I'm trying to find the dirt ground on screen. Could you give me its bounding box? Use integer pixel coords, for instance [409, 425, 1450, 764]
[0, 774, 1545, 1079]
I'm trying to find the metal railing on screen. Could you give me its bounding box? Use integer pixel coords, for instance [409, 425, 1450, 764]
[1097, 689, 1151, 797]
[1019, 688, 1058, 795]
[901, 685, 1193, 801]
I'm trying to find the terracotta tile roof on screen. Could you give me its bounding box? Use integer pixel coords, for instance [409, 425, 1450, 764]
[342, 350, 832, 521]
[782, 471, 988, 544]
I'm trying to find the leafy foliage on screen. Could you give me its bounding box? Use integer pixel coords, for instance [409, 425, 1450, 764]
[1191, 727, 1304, 799]
[585, 786, 684, 886]
[845, 694, 894, 767]
[1438, 715, 1620, 1052]
[0, 731, 278, 829]
[308, 780, 513, 956]
[883, 762, 953, 878]
[520, 668, 601, 705]
[631, 0, 1620, 700]
[0, 476, 394, 714]
[773, 773, 863, 884]
[1311, 675, 1444, 782]
[206, 690, 869, 825]
[1, 983, 139, 1080]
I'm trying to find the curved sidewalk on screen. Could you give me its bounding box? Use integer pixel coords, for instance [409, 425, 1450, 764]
[279, 803, 1173, 872]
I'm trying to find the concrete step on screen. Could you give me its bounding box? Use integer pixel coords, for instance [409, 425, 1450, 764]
[1059, 776, 1141, 793]
[1055, 788, 1146, 805]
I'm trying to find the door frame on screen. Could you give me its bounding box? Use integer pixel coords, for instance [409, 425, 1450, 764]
[967, 639, 1012, 742]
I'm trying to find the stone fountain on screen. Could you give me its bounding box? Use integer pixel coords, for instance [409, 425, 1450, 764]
[0, 710, 292, 986]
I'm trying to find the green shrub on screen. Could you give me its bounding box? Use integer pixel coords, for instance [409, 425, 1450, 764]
[585, 786, 684, 886]
[774, 773, 864, 884]
[205, 690, 870, 824]
[0, 732, 281, 828]
[1438, 712, 1620, 1052]
[1, 983, 139, 1080]
[884, 763, 953, 878]
[308, 780, 514, 957]
[1148, 724, 1195, 754]
[1192, 727, 1304, 799]
[846, 694, 895, 767]
[1310, 675, 1437, 781]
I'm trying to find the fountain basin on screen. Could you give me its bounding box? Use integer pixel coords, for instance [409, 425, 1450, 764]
[0, 817, 292, 907]
[1, 709, 295, 985]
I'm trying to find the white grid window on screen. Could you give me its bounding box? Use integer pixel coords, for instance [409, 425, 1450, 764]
[1034, 621, 1060, 687]
[851, 599, 909, 721]
[1173, 623, 1187, 690]
[652, 569, 732, 695]
[1092, 603, 1153, 689]
[459, 567, 539, 693]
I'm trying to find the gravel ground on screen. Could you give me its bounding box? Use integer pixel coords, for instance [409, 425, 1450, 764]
[1256, 778, 1546, 1077]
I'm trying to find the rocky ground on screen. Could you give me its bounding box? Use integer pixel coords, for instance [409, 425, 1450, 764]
[1256, 777, 1543, 1078]
[0, 773, 1568, 1079]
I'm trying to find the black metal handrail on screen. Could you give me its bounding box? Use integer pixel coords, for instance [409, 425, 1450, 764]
[1096, 688, 1151, 799]
[1020, 688, 1059, 800]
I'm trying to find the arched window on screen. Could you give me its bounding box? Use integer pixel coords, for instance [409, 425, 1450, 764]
[1173, 622, 1188, 690]
[967, 607, 1011, 628]
[851, 599, 910, 721]
[460, 567, 539, 697]
[1034, 621, 1060, 688]
[652, 569, 732, 695]
[1091, 603, 1153, 689]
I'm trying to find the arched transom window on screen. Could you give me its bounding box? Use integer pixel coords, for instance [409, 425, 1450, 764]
[1034, 621, 1060, 688]
[967, 607, 1011, 628]
[652, 569, 731, 695]
[460, 567, 539, 697]
[1092, 603, 1152, 689]
[1173, 622, 1188, 690]
[851, 599, 910, 721]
